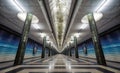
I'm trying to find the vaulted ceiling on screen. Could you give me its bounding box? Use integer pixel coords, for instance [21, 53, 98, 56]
[0, 0, 120, 52]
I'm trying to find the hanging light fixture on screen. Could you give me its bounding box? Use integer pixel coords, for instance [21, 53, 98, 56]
[49, 0, 72, 47]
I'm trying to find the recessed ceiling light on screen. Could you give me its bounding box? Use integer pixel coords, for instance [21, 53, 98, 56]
[74, 33, 80, 38]
[32, 24, 40, 29]
[39, 33, 46, 38]
[81, 12, 103, 24]
[47, 40, 50, 43]
[70, 40, 74, 44]
[71, 36, 74, 41]
[80, 24, 88, 29]
[46, 36, 49, 40]
[17, 12, 39, 24]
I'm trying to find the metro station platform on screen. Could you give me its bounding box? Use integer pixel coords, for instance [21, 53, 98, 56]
[0, 0, 120, 73]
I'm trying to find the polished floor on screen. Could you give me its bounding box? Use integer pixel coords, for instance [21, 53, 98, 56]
[0, 54, 120, 73]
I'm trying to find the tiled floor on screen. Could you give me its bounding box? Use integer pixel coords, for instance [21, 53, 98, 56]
[0, 54, 120, 73]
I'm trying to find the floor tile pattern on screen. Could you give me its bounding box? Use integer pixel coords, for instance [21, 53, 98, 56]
[0, 54, 120, 73]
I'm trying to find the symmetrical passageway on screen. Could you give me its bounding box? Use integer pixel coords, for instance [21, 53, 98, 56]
[0, 0, 120, 73]
[0, 54, 120, 73]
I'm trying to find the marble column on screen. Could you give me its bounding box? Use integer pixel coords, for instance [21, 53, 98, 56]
[14, 13, 33, 66]
[87, 13, 106, 65]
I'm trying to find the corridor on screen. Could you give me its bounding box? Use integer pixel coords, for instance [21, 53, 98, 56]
[0, 54, 120, 73]
[0, 0, 120, 73]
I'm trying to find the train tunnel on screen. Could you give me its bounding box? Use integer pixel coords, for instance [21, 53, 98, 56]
[0, 0, 120, 73]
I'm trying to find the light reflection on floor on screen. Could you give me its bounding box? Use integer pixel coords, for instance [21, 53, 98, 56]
[0, 54, 120, 73]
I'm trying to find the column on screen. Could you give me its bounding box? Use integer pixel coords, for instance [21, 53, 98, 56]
[52, 49, 55, 55]
[69, 43, 72, 56]
[48, 48, 50, 56]
[51, 48, 53, 56]
[41, 37, 46, 58]
[74, 37, 79, 58]
[70, 48, 72, 56]
[14, 13, 33, 66]
[84, 43, 88, 55]
[66, 46, 69, 56]
[51, 46, 53, 56]
[87, 13, 106, 65]
[65, 49, 67, 56]
[68, 47, 70, 56]
[48, 43, 51, 56]
[50, 49, 52, 56]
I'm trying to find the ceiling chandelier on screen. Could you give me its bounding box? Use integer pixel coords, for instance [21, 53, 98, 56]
[49, 0, 72, 49]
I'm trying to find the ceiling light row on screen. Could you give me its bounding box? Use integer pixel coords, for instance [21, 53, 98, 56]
[11, 0, 51, 41]
[11, 0, 40, 28]
[64, 0, 112, 51]
[79, 0, 110, 30]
